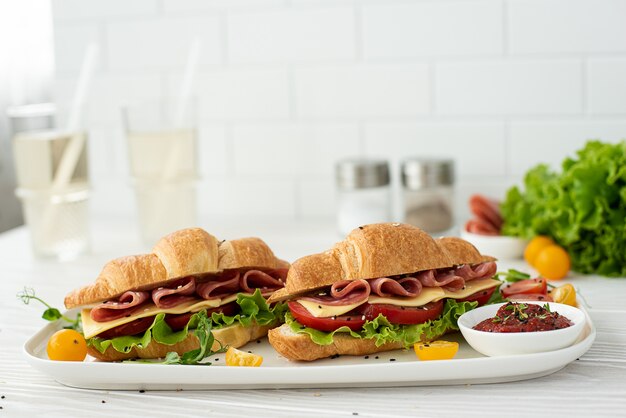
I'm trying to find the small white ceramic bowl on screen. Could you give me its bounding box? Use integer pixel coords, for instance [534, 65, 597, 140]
[460, 230, 528, 260]
[458, 302, 586, 357]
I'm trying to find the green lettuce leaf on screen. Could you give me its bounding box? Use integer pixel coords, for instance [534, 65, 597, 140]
[285, 299, 477, 347]
[89, 289, 286, 354]
[211, 289, 287, 329]
[501, 140, 626, 276]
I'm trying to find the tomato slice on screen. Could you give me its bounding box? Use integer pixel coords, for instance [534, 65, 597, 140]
[97, 316, 155, 339]
[500, 278, 547, 298]
[456, 286, 497, 306]
[507, 293, 554, 302]
[362, 300, 444, 325]
[288, 301, 365, 332]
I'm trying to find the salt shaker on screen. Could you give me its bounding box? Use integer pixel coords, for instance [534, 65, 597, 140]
[335, 159, 391, 235]
[401, 158, 455, 234]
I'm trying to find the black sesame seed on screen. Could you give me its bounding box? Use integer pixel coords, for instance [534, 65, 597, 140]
[247, 351, 252, 354]
[375, 356, 379, 359]
[364, 356, 369, 359]
[139, 390, 145, 393]
[102, 400, 106, 404]
[390, 359, 396, 362]
[256, 340, 261, 344]
[1, 396, 4, 399]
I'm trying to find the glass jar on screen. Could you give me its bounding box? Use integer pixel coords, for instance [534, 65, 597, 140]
[335, 159, 391, 235]
[402, 158, 454, 234]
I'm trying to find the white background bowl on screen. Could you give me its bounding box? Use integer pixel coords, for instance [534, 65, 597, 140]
[458, 302, 586, 357]
[460, 230, 528, 260]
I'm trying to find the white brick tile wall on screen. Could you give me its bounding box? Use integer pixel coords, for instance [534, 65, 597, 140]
[178, 70, 291, 121]
[232, 125, 300, 176]
[52, 0, 158, 20]
[437, 60, 582, 115]
[198, 177, 298, 218]
[509, 121, 626, 176]
[50, 0, 626, 221]
[53, 24, 102, 73]
[297, 178, 336, 218]
[163, 0, 286, 13]
[363, 122, 507, 177]
[228, 8, 355, 63]
[294, 123, 360, 176]
[232, 123, 359, 177]
[588, 59, 626, 114]
[106, 17, 222, 70]
[53, 74, 163, 125]
[295, 64, 430, 118]
[363, 1, 503, 59]
[509, 0, 626, 54]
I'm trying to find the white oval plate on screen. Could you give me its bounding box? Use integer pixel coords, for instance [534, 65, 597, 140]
[23, 307, 595, 390]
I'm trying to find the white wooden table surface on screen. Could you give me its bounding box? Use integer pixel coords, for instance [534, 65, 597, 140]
[2, 217, 626, 418]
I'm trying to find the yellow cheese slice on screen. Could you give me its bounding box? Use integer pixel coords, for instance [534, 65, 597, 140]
[368, 287, 445, 307]
[220, 294, 239, 305]
[82, 298, 222, 339]
[440, 278, 501, 300]
[296, 278, 501, 317]
[297, 299, 365, 318]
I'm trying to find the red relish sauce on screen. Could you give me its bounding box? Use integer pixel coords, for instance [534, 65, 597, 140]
[473, 302, 573, 333]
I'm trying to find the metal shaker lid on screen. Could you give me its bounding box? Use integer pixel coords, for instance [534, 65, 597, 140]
[335, 159, 390, 189]
[401, 158, 454, 190]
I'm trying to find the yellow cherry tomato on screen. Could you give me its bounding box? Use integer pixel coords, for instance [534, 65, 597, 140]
[524, 236, 555, 267]
[225, 347, 263, 367]
[47, 329, 87, 361]
[550, 283, 577, 307]
[413, 340, 459, 361]
[534, 244, 571, 280]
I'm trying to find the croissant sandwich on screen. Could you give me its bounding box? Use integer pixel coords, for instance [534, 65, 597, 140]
[64, 227, 289, 362]
[267, 223, 499, 361]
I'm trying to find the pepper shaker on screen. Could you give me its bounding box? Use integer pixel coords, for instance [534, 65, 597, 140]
[401, 158, 455, 234]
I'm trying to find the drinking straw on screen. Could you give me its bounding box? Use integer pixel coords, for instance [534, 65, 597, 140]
[53, 43, 98, 189]
[162, 38, 201, 181]
[42, 43, 98, 245]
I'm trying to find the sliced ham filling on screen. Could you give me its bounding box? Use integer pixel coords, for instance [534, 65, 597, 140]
[152, 276, 197, 309]
[196, 271, 240, 300]
[90, 268, 286, 323]
[90, 291, 150, 322]
[240, 269, 285, 296]
[297, 261, 498, 304]
[416, 269, 465, 292]
[300, 279, 371, 306]
[369, 276, 423, 298]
